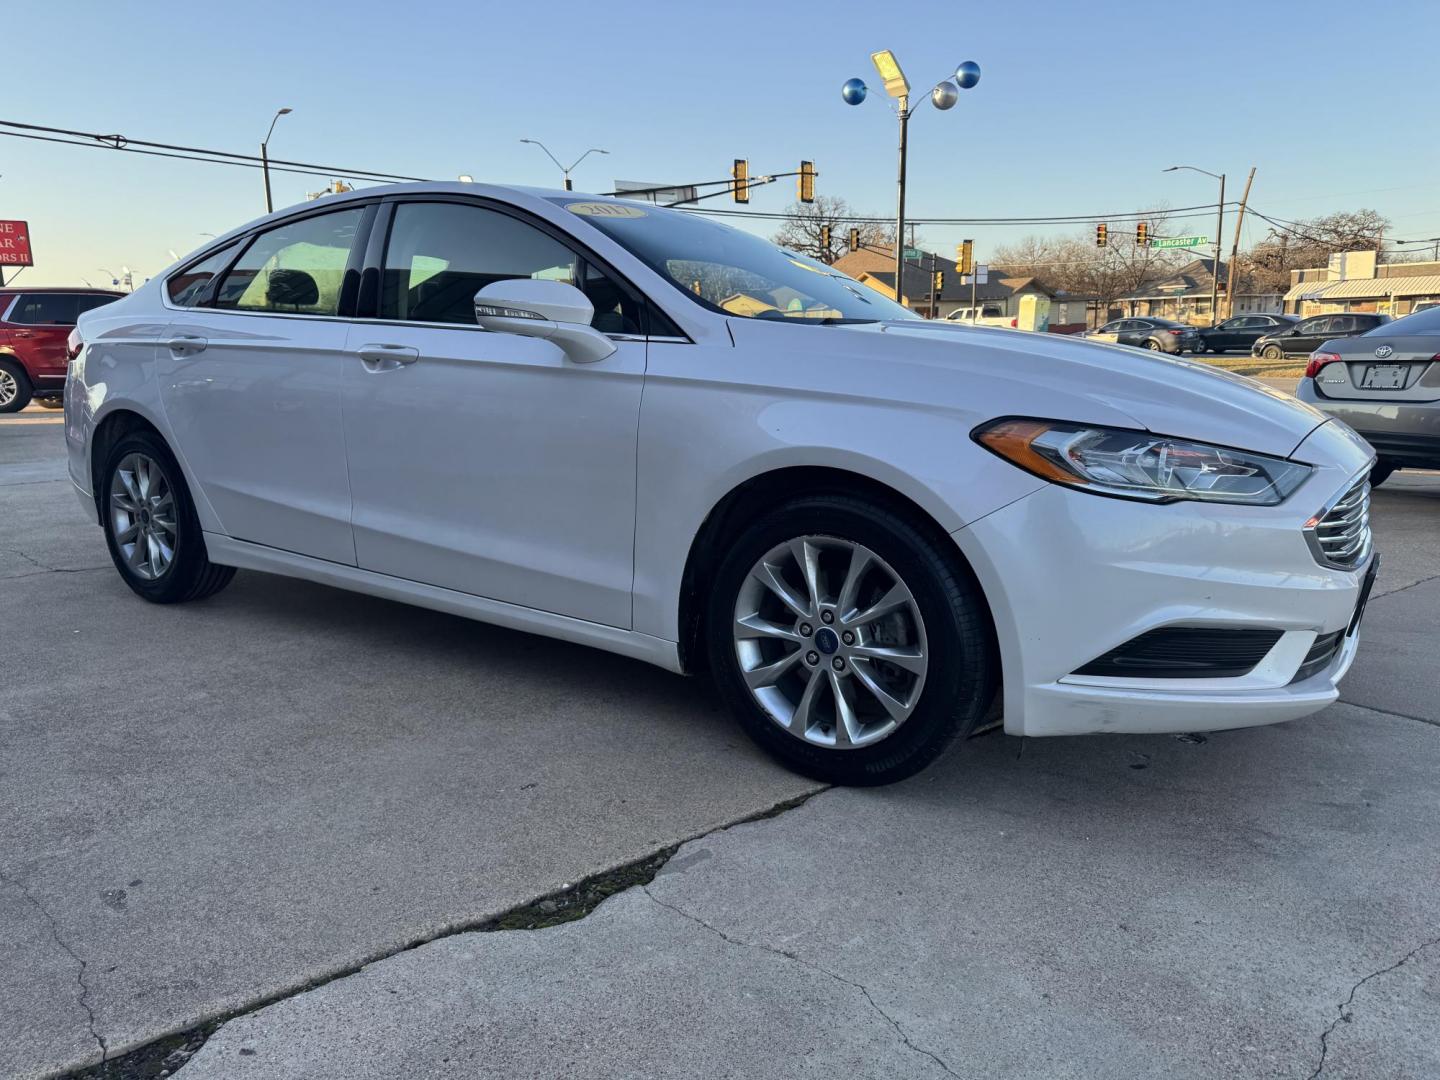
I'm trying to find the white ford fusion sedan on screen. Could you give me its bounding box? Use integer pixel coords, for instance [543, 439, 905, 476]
[65, 183, 1377, 784]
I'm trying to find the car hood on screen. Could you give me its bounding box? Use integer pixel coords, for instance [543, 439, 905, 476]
[733, 319, 1329, 459]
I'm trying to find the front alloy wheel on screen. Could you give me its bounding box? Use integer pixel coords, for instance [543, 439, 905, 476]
[733, 537, 927, 750]
[707, 495, 996, 785]
[1263, 344, 1285, 360]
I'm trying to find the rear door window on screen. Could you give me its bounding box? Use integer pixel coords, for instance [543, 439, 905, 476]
[8, 293, 79, 325]
[168, 243, 240, 307]
[214, 209, 365, 316]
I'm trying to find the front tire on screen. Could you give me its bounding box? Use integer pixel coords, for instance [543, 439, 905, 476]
[705, 495, 996, 786]
[0, 359, 33, 413]
[100, 430, 236, 604]
[1262, 344, 1285, 360]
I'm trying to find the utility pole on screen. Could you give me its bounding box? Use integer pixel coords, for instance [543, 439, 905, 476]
[1225, 167, 1256, 320]
[1212, 173, 1225, 324]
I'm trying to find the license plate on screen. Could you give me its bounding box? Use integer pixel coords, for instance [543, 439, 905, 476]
[1348, 554, 1380, 636]
[1361, 364, 1407, 389]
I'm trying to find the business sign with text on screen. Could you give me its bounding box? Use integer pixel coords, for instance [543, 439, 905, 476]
[0, 220, 33, 266]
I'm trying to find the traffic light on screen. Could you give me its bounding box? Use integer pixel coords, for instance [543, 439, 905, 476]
[1135, 222, 1149, 246]
[732, 159, 749, 204]
[1096, 223, 1108, 248]
[848, 227, 860, 253]
[819, 224, 831, 250]
[933, 270, 945, 292]
[798, 160, 816, 203]
[957, 239, 974, 276]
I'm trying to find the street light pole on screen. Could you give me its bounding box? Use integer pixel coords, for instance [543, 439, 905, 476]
[1165, 164, 1225, 323]
[894, 96, 909, 299]
[845, 54, 980, 313]
[520, 140, 609, 191]
[261, 107, 293, 214]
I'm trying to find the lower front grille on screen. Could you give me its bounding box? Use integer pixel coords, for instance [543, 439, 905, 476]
[1290, 629, 1345, 684]
[1305, 477, 1372, 569]
[1073, 627, 1284, 679]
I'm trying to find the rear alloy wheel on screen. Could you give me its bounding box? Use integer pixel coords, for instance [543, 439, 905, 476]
[1262, 344, 1285, 360]
[1145, 339, 1164, 351]
[101, 431, 236, 604]
[0, 359, 33, 414]
[707, 496, 996, 785]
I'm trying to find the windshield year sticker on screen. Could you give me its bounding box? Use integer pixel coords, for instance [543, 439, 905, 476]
[566, 202, 647, 219]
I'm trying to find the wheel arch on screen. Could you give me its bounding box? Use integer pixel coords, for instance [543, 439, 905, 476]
[674, 464, 999, 676]
[89, 408, 169, 521]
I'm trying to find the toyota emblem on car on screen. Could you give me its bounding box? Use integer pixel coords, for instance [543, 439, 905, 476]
[1374, 345, 1394, 358]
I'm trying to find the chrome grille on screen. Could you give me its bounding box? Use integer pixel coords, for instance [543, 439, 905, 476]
[1304, 476, 1372, 569]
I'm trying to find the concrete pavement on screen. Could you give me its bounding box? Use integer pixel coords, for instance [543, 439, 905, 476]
[176, 699, 1440, 1080]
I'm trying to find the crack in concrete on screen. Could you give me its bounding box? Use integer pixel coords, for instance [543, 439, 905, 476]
[1337, 699, 1440, 729]
[1371, 572, 1440, 601]
[1307, 937, 1439, 1079]
[0, 546, 107, 576]
[0, 870, 109, 1070]
[642, 885, 961, 1080]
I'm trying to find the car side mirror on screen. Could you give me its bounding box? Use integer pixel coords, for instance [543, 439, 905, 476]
[473, 279, 617, 365]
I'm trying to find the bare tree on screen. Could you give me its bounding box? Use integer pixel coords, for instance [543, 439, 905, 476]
[1245, 209, 1392, 293]
[994, 208, 1186, 311]
[772, 197, 889, 264]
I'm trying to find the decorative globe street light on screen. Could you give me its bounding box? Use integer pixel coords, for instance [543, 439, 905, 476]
[844, 52, 981, 303]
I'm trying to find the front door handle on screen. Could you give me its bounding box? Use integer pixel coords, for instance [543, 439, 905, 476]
[356, 343, 419, 371]
[15, 331, 33, 338]
[165, 334, 208, 355]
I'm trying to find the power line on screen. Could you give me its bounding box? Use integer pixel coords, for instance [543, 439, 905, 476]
[0, 119, 427, 184]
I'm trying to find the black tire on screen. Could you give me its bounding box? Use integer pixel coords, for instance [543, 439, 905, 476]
[34, 396, 65, 410]
[100, 430, 236, 604]
[1370, 460, 1398, 487]
[0, 358, 33, 414]
[1192, 341, 1208, 354]
[705, 495, 997, 786]
[1262, 344, 1285, 361]
[1144, 339, 1163, 351]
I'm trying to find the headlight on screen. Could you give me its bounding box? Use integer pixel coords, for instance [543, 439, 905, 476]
[972, 418, 1312, 505]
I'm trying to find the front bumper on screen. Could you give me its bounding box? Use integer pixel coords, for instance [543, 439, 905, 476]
[952, 425, 1374, 737]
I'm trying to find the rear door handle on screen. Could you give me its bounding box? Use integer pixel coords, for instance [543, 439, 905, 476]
[356, 343, 419, 371]
[165, 334, 208, 355]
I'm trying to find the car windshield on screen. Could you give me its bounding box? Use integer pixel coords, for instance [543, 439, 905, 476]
[550, 198, 918, 323]
[1366, 307, 1440, 335]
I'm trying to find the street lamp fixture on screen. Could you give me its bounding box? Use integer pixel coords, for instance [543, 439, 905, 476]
[1164, 164, 1226, 321]
[844, 53, 982, 305]
[519, 140, 609, 191]
[261, 107, 293, 214]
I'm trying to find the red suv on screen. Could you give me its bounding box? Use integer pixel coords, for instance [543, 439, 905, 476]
[1, 287, 124, 412]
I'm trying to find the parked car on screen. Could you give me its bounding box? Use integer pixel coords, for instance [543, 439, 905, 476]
[1296, 305, 1440, 485]
[1083, 316, 1199, 353]
[1195, 313, 1297, 354]
[0, 287, 124, 412]
[945, 303, 1013, 327]
[1251, 312, 1390, 360]
[65, 183, 1376, 785]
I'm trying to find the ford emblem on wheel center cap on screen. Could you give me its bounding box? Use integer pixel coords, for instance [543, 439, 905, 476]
[1374, 345, 1394, 358]
[815, 627, 840, 654]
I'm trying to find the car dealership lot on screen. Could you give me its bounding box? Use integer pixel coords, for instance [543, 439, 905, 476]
[3, 408, 1438, 1079]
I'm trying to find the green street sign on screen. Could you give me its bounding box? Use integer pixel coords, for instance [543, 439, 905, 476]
[903, 246, 924, 260]
[1150, 235, 1208, 249]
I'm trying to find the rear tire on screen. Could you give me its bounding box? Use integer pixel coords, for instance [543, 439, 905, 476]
[100, 430, 236, 604]
[1145, 339, 1163, 351]
[1370, 460, 1398, 487]
[705, 495, 997, 786]
[35, 396, 64, 410]
[0, 359, 33, 413]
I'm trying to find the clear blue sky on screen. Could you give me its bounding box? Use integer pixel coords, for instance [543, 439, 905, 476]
[5, 0, 1438, 286]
